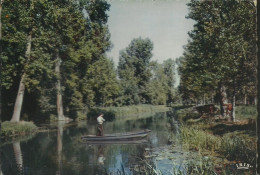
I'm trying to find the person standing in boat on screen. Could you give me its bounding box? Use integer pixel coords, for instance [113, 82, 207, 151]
[96, 113, 105, 136]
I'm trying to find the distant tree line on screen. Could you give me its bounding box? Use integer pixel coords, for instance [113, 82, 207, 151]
[1, 0, 178, 122]
[178, 0, 257, 120]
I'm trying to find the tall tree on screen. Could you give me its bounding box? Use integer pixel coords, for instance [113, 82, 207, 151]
[163, 59, 176, 105]
[10, 0, 35, 122]
[118, 37, 153, 104]
[179, 0, 257, 120]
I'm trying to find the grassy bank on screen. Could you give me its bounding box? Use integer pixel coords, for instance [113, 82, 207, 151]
[1, 121, 38, 137]
[88, 105, 171, 120]
[173, 105, 257, 165]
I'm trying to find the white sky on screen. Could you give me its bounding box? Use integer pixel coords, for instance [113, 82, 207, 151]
[106, 0, 195, 65]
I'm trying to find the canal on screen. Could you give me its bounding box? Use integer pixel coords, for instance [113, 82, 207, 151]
[1, 112, 180, 175]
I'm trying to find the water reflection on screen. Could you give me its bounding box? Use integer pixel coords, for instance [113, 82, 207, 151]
[97, 146, 105, 165]
[13, 141, 23, 174]
[56, 121, 65, 175]
[1, 112, 174, 175]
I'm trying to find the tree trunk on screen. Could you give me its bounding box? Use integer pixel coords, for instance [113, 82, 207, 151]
[0, 0, 3, 121]
[11, 74, 26, 122]
[218, 83, 228, 117]
[55, 53, 64, 120]
[56, 122, 64, 175]
[13, 141, 23, 172]
[231, 81, 236, 122]
[11, 32, 32, 122]
[244, 93, 247, 105]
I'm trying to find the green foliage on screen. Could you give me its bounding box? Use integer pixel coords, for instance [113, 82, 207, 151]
[1, 121, 37, 137]
[235, 105, 257, 120]
[87, 108, 115, 121]
[84, 57, 120, 107]
[2, 0, 179, 122]
[103, 104, 170, 118]
[179, 0, 257, 104]
[75, 111, 87, 121]
[220, 132, 256, 164]
[1, 0, 118, 121]
[118, 37, 153, 104]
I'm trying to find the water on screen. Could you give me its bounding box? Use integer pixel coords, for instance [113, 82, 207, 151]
[0, 112, 175, 175]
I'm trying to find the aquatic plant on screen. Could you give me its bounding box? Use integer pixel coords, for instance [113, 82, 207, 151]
[184, 156, 216, 175]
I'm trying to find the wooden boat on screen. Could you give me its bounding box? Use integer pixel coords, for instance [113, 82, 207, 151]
[84, 139, 148, 145]
[81, 129, 151, 141]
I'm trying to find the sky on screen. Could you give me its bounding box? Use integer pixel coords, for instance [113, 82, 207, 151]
[106, 0, 195, 65]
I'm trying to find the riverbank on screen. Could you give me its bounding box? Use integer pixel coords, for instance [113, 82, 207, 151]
[1, 105, 170, 138]
[171, 105, 257, 174]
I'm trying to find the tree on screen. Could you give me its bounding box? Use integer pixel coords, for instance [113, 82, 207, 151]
[84, 57, 120, 107]
[163, 59, 176, 105]
[179, 0, 256, 120]
[118, 37, 153, 104]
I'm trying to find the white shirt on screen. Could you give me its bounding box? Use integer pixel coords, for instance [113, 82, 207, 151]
[97, 116, 105, 124]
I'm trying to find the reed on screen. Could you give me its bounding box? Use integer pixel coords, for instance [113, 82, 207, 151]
[180, 125, 221, 152]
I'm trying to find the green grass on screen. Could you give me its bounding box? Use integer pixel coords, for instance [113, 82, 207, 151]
[179, 124, 256, 164]
[220, 132, 256, 164]
[180, 125, 221, 152]
[235, 105, 257, 120]
[1, 121, 38, 137]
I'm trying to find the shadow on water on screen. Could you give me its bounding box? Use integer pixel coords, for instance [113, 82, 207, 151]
[0, 112, 173, 175]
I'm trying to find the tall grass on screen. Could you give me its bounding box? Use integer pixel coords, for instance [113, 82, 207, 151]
[179, 125, 256, 164]
[180, 125, 220, 152]
[220, 132, 256, 164]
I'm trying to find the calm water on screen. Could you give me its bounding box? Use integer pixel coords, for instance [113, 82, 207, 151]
[1, 112, 176, 175]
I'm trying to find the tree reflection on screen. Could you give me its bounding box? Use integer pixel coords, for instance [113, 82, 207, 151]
[13, 141, 23, 174]
[56, 121, 65, 175]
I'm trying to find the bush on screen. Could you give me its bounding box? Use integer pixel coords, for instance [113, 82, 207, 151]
[1, 121, 37, 137]
[75, 111, 87, 121]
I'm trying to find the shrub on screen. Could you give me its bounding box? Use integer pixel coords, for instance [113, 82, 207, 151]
[1, 121, 37, 137]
